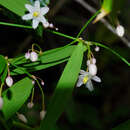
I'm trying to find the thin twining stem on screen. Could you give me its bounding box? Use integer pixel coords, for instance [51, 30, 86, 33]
[75, 0, 130, 48]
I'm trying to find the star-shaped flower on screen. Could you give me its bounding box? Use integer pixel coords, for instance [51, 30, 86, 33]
[22, 0, 49, 29]
[77, 70, 101, 91]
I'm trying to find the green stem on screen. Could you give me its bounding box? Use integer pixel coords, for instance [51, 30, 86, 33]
[76, 10, 100, 38]
[0, 22, 32, 29]
[92, 42, 130, 66]
[35, 80, 45, 110]
[46, 30, 76, 40]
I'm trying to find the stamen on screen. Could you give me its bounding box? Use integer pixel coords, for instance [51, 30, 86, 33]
[33, 11, 39, 17]
[83, 76, 88, 84]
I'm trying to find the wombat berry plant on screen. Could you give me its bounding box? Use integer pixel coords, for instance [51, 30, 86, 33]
[0, 0, 129, 130]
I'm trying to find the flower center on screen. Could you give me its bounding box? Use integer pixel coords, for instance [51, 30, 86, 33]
[83, 76, 88, 84]
[33, 11, 39, 17]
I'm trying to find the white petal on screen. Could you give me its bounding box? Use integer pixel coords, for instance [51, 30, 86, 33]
[39, 16, 47, 24]
[76, 78, 83, 87]
[34, 0, 40, 9]
[92, 76, 101, 83]
[25, 4, 34, 12]
[17, 114, 27, 123]
[85, 80, 94, 91]
[6, 76, 13, 87]
[40, 110, 46, 120]
[116, 25, 125, 37]
[22, 13, 33, 20]
[80, 70, 87, 75]
[40, 7, 49, 15]
[30, 51, 38, 61]
[88, 64, 97, 76]
[32, 19, 39, 29]
[0, 97, 3, 110]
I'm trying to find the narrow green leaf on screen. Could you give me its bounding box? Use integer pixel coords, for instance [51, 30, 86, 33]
[39, 43, 84, 130]
[2, 77, 33, 120]
[11, 46, 76, 75]
[112, 120, 130, 130]
[0, 55, 7, 75]
[102, 0, 113, 13]
[0, 0, 29, 16]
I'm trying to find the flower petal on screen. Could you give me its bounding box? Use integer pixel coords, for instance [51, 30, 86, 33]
[39, 16, 47, 24]
[76, 78, 83, 87]
[40, 6, 49, 15]
[80, 70, 88, 75]
[85, 80, 94, 91]
[34, 0, 40, 9]
[22, 13, 33, 20]
[32, 19, 39, 29]
[92, 76, 101, 83]
[25, 4, 34, 12]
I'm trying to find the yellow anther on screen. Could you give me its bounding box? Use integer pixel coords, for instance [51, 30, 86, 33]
[33, 11, 39, 17]
[83, 76, 88, 84]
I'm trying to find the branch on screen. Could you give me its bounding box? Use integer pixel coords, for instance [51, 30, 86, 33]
[75, 0, 130, 48]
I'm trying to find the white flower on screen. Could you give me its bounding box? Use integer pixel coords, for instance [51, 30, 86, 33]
[6, 76, 13, 87]
[25, 52, 30, 59]
[116, 25, 125, 37]
[40, 110, 46, 120]
[88, 64, 97, 76]
[27, 102, 34, 109]
[30, 51, 38, 62]
[17, 113, 28, 123]
[77, 70, 101, 91]
[0, 97, 3, 110]
[22, 0, 49, 29]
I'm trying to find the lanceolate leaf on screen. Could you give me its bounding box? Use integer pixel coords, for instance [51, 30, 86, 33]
[0, 55, 7, 75]
[11, 45, 76, 75]
[39, 43, 84, 130]
[0, 0, 29, 16]
[2, 77, 33, 120]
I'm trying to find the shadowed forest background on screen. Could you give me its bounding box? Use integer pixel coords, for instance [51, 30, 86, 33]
[0, 0, 130, 130]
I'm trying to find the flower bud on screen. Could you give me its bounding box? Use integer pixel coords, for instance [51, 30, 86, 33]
[6, 76, 13, 87]
[25, 52, 30, 59]
[49, 23, 54, 28]
[43, 22, 49, 28]
[27, 102, 34, 109]
[30, 51, 38, 62]
[41, 81, 44, 86]
[40, 110, 46, 120]
[95, 46, 100, 52]
[32, 80, 35, 85]
[88, 64, 97, 76]
[0, 97, 3, 110]
[86, 60, 90, 66]
[116, 25, 125, 37]
[17, 113, 27, 123]
[91, 58, 96, 64]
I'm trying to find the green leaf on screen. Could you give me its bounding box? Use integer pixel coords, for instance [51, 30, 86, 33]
[39, 43, 84, 130]
[0, 0, 29, 16]
[11, 45, 76, 75]
[0, 55, 7, 75]
[102, 0, 113, 13]
[112, 120, 130, 130]
[2, 77, 33, 120]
